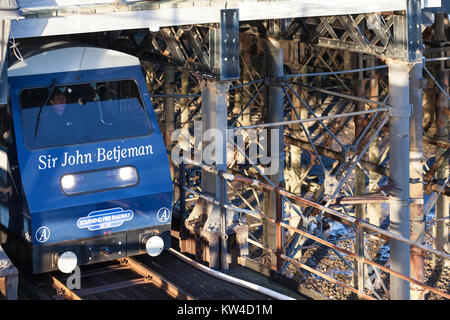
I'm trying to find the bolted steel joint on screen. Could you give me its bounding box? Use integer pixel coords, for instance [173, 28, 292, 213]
[409, 178, 425, 184]
[267, 76, 282, 87]
[388, 104, 412, 118]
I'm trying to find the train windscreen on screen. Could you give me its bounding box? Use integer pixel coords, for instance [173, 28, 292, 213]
[20, 79, 152, 149]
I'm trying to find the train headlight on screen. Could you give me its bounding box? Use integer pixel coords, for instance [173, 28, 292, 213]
[60, 167, 138, 196]
[145, 236, 164, 257]
[57, 251, 78, 273]
[61, 174, 76, 189]
[118, 166, 136, 181]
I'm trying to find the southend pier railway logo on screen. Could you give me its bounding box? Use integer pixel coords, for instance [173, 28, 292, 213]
[77, 207, 134, 231]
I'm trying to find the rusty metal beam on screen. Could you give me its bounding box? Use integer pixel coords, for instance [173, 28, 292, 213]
[423, 135, 450, 150]
[330, 194, 389, 205]
[424, 147, 450, 185]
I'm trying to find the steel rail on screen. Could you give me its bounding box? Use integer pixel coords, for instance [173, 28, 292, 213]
[74, 278, 148, 297]
[169, 248, 295, 300]
[119, 257, 195, 300]
[50, 258, 196, 300]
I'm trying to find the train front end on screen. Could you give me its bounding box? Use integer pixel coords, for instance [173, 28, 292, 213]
[7, 46, 173, 273]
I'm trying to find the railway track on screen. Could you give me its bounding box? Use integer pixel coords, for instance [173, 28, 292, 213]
[44, 256, 195, 300]
[20, 250, 301, 300]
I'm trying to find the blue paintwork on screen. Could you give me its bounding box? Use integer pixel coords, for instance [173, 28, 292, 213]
[8, 66, 173, 246]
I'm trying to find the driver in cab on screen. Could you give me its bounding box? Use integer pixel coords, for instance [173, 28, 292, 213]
[39, 89, 83, 143]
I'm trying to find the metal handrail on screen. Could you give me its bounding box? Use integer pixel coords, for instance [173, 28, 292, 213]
[174, 156, 450, 300]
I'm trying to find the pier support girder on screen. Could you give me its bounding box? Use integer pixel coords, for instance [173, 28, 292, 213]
[387, 59, 412, 300]
[185, 78, 237, 270]
[263, 36, 285, 271]
[409, 61, 426, 300]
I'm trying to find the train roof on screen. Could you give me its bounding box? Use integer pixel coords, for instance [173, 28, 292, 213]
[8, 46, 141, 77]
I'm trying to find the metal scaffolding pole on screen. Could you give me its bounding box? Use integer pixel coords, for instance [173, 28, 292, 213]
[163, 66, 176, 180]
[263, 36, 285, 270]
[433, 13, 449, 264]
[368, 55, 382, 227]
[180, 71, 190, 131]
[354, 53, 367, 219]
[387, 59, 411, 300]
[409, 61, 426, 300]
[163, 66, 175, 149]
[353, 53, 366, 291]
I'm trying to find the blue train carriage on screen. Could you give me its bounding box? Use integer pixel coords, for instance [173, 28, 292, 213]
[0, 45, 173, 274]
